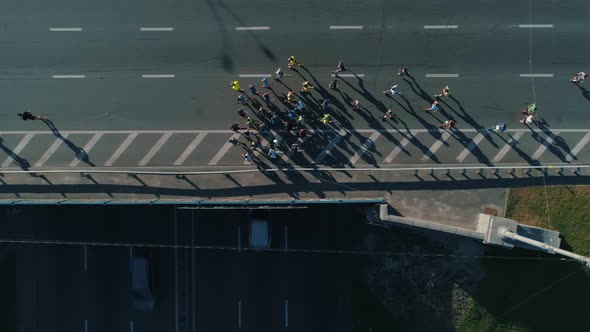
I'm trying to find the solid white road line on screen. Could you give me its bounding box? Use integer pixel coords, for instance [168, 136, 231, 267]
[331, 73, 365, 78]
[1, 133, 34, 167]
[456, 132, 487, 162]
[140, 27, 174, 31]
[238, 300, 242, 329]
[83, 245, 87, 272]
[349, 132, 381, 164]
[130, 320, 134, 332]
[53, 75, 85, 79]
[421, 132, 451, 161]
[105, 133, 138, 166]
[49, 28, 83, 31]
[142, 74, 175, 78]
[492, 132, 523, 163]
[426, 74, 459, 78]
[35, 136, 67, 167]
[315, 129, 347, 163]
[238, 74, 271, 78]
[519, 73, 554, 77]
[138, 133, 172, 166]
[424, 25, 458, 29]
[384, 136, 411, 163]
[329, 25, 363, 30]
[285, 299, 289, 328]
[70, 133, 103, 167]
[532, 131, 560, 160]
[209, 133, 240, 165]
[84, 319, 88, 332]
[173, 133, 207, 166]
[235, 26, 269, 31]
[566, 132, 590, 162]
[518, 24, 553, 28]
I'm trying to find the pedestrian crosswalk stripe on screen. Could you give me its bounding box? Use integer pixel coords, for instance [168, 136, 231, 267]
[566, 132, 590, 162]
[531, 131, 560, 160]
[384, 136, 411, 163]
[1, 133, 34, 168]
[421, 132, 451, 161]
[349, 132, 381, 164]
[173, 133, 207, 166]
[456, 132, 487, 162]
[315, 129, 347, 163]
[70, 133, 103, 167]
[138, 133, 173, 166]
[35, 136, 67, 167]
[104, 133, 138, 167]
[209, 133, 240, 166]
[492, 132, 523, 163]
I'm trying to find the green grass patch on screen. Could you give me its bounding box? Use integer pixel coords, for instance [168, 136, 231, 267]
[458, 185, 590, 332]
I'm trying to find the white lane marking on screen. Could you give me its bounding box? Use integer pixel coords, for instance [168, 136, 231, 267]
[35, 136, 67, 167]
[105, 133, 138, 167]
[284, 299, 289, 328]
[492, 132, 523, 163]
[1, 133, 34, 167]
[329, 25, 363, 30]
[532, 131, 561, 160]
[315, 129, 347, 163]
[238, 300, 242, 329]
[331, 73, 365, 78]
[349, 132, 381, 164]
[238, 74, 271, 78]
[518, 24, 553, 28]
[70, 133, 103, 167]
[426, 74, 459, 78]
[142, 74, 175, 78]
[519, 73, 554, 77]
[140, 27, 174, 31]
[456, 132, 487, 162]
[84, 319, 88, 332]
[138, 133, 172, 166]
[424, 25, 458, 29]
[83, 245, 87, 272]
[384, 136, 411, 163]
[421, 132, 451, 161]
[209, 133, 240, 166]
[173, 133, 207, 166]
[49, 28, 83, 32]
[236, 26, 269, 31]
[566, 132, 590, 161]
[53, 75, 85, 79]
[130, 320, 134, 332]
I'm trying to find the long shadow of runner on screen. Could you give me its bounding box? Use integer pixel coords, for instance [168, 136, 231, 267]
[0, 139, 30, 170]
[43, 120, 96, 167]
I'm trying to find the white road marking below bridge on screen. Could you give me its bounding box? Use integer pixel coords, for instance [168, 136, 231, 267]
[2, 133, 34, 167]
[35, 135, 68, 167]
[456, 132, 487, 162]
[104, 133, 138, 166]
[349, 132, 381, 164]
[566, 132, 590, 162]
[209, 133, 240, 166]
[138, 133, 172, 166]
[70, 133, 103, 167]
[384, 136, 411, 163]
[421, 132, 451, 161]
[492, 132, 523, 163]
[173, 133, 207, 166]
[532, 131, 561, 160]
[315, 129, 347, 163]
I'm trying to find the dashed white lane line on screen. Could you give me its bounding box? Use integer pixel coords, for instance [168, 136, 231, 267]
[519, 73, 554, 78]
[130, 320, 134, 332]
[331, 73, 365, 78]
[140, 27, 174, 31]
[209, 133, 240, 166]
[35, 135, 67, 167]
[284, 299, 289, 328]
[384, 136, 411, 163]
[104, 133, 138, 166]
[70, 133, 103, 167]
[426, 74, 460, 78]
[492, 132, 523, 163]
[315, 129, 347, 163]
[235, 26, 269, 31]
[424, 25, 458, 29]
[49, 28, 83, 32]
[237, 300, 242, 329]
[1, 133, 34, 167]
[138, 133, 172, 166]
[421, 132, 451, 161]
[173, 133, 207, 166]
[53, 75, 85, 79]
[142, 74, 175, 78]
[532, 131, 561, 160]
[238, 74, 271, 78]
[84, 319, 88, 332]
[518, 24, 553, 28]
[456, 132, 488, 162]
[566, 132, 590, 162]
[349, 132, 381, 164]
[329, 25, 363, 30]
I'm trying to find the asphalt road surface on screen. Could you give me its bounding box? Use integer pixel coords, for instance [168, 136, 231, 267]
[3, 205, 386, 332]
[1, 0, 589, 170]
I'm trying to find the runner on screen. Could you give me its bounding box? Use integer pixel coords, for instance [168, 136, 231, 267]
[439, 119, 456, 129]
[268, 148, 277, 159]
[301, 80, 315, 93]
[424, 100, 440, 112]
[383, 84, 401, 97]
[352, 100, 362, 111]
[297, 115, 306, 125]
[287, 91, 296, 103]
[382, 109, 396, 121]
[299, 128, 307, 139]
[397, 67, 409, 76]
[230, 80, 241, 92]
[520, 114, 534, 125]
[248, 84, 258, 95]
[237, 94, 247, 104]
[230, 122, 241, 132]
[570, 71, 587, 84]
[434, 85, 451, 98]
[263, 92, 272, 104]
[288, 55, 302, 69]
[261, 77, 271, 88]
[237, 107, 248, 119]
[242, 152, 253, 162]
[18, 111, 46, 121]
[322, 113, 333, 124]
[321, 99, 331, 111]
[520, 103, 537, 115]
[275, 68, 284, 80]
[331, 61, 348, 74]
[328, 80, 339, 90]
[245, 116, 255, 127]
